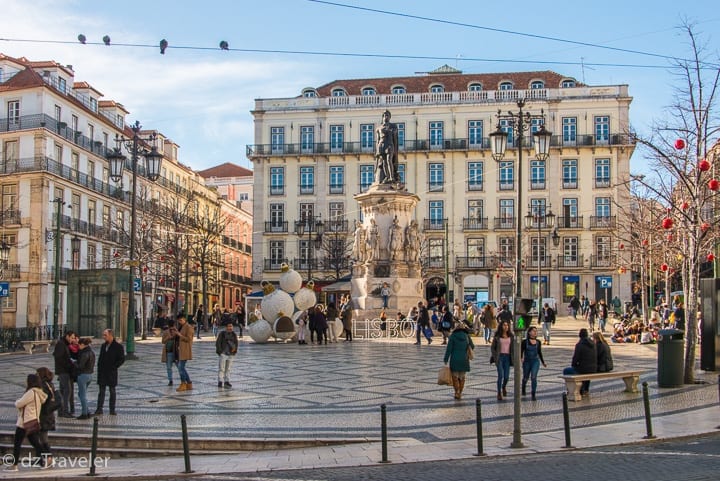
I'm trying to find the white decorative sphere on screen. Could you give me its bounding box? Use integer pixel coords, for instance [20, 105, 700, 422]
[247, 319, 273, 343]
[273, 315, 296, 340]
[260, 282, 295, 324]
[279, 263, 303, 294]
[294, 283, 317, 311]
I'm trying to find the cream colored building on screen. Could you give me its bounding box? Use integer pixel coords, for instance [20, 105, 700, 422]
[248, 66, 635, 308]
[0, 53, 250, 334]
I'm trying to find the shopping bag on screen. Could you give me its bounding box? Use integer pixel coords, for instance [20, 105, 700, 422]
[437, 366, 452, 385]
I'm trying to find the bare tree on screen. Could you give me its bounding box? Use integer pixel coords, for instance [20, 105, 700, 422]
[631, 23, 720, 383]
[319, 230, 352, 280]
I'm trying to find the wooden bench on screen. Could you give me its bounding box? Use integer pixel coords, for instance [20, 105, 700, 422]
[20, 340, 52, 354]
[560, 370, 643, 401]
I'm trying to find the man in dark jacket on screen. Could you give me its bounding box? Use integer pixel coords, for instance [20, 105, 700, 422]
[95, 329, 125, 415]
[414, 301, 432, 345]
[52, 330, 77, 418]
[216, 322, 238, 388]
[563, 328, 597, 395]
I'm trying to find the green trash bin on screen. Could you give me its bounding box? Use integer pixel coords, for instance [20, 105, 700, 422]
[657, 328, 684, 387]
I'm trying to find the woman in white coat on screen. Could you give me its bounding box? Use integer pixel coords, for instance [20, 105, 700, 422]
[6, 374, 48, 471]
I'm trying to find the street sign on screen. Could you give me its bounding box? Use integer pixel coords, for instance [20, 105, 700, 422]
[0, 282, 8, 298]
[597, 276, 613, 288]
[133, 278, 142, 292]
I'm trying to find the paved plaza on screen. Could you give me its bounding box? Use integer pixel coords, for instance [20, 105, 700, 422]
[0, 316, 718, 479]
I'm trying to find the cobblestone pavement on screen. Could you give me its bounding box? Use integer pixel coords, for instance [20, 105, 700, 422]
[0, 316, 717, 444]
[184, 432, 720, 481]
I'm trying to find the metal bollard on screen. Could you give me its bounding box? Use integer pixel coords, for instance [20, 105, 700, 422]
[562, 392, 574, 448]
[87, 417, 99, 476]
[380, 404, 390, 463]
[473, 398, 486, 456]
[642, 382, 656, 439]
[181, 414, 194, 473]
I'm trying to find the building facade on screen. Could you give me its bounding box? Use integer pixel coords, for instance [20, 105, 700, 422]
[0, 54, 250, 335]
[248, 66, 635, 309]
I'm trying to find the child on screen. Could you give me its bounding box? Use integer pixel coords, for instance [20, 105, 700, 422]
[296, 310, 307, 345]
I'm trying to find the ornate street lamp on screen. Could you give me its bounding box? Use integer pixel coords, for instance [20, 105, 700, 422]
[294, 216, 324, 281]
[490, 98, 551, 449]
[106, 121, 163, 359]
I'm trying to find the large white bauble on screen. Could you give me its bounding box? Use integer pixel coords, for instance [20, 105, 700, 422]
[279, 263, 303, 294]
[260, 283, 295, 323]
[247, 319, 273, 343]
[294, 284, 317, 311]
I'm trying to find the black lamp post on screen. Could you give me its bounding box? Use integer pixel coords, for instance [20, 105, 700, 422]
[525, 205, 555, 312]
[106, 121, 163, 360]
[490, 98, 551, 449]
[294, 216, 324, 281]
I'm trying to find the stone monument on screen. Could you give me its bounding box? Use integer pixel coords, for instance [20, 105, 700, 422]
[351, 110, 423, 314]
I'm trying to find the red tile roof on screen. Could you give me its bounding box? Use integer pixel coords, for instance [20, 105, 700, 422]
[197, 162, 253, 178]
[0, 65, 44, 92]
[314, 69, 580, 96]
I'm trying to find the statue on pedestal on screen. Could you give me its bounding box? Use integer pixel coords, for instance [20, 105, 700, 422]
[388, 216, 404, 261]
[366, 219, 380, 262]
[374, 110, 399, 186]
[405, 220, 421, 264]
[352, 220, 367, 264]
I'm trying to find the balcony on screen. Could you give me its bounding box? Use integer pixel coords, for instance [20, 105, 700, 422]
[456, 256, 500, 270]
[493, 217, 516, 230]
[562, 179, 578, 189]
[264, 221, 289, 233]
[594, 177, 611, 188]
[326, 219, 349, 233]
[525, 256, 552, 268]
[557, 216, 584, 229]
[0, 264, 20, 280]
[423, 218, 448, 231]
[264, 258, 288, 272]
[589, 216, 616, 229]
[557, 256, 582, 268]
[424, 257, 445, 269]
[329, 183, 344, 195]
[292, 258, 321, 272]
[269, 185, 285, 196]
[590, 255, 616, 268]
[462, 217, 489, 231]
[0, 209, 20, 226]
[299, 184, 314, 195]
[428, 181, 444, 193]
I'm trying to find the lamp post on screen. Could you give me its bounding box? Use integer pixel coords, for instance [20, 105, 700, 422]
[51, 197, 65, 339]
[294, 216, 324, 281]
[490, 98, 551, 449]
[106, 121, 163, 360]
[0, 241, 10, 324]
[525, 205, 556, 314]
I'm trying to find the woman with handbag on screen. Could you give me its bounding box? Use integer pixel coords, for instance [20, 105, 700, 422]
[6, 374, 48, 471]
[443, 322, 475, 400]
[490, 320, 514, 401]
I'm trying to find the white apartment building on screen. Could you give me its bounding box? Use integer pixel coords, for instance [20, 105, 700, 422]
[248, 65, 635, 307]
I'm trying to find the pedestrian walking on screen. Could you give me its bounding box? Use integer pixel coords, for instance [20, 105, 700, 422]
[216, 322, 238, 388]
[490, 320, 514, 401]
[569, 296, 581, 319]
[175, 313, 195, 392]
[521, 327, 547, 401]
[194, 304, 204, 339]
[414, 301, 432, 345]
[52, 330, 77, 418]
[598, 299, 609, 332]
[340, 296, 353, 342]
[481, 304, 497, 344]
[325, 302, 339, 343]
[586, 300, 598, 332]
[439, 305, 453, 345]
[35, 367, 57, 467]
[6, 374, 48, 471]
[161, 319, 179, 386]
[563, 328, 598, 396]
[75, 338, 95, 420]
[443, 322, 475, 400]
[541, 302, 556, 345]
[95, 329, 124, 415]
[311, 304, 328, 345]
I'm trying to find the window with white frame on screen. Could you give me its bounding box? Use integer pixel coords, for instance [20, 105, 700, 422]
[562, 117, 577, 143]
[563, 237, 579, 265]
[269, 241, 285, 266]
[595, 116, 610, 143]
[397, 164, 406, 184]
[330, 125, 344, 151]
[595, 197, 611, 218]
[595, 158, 610, 187]
[499, 82, 513, 90]
[561, 198, 579, 227]
[468, 120, 483, 147]
[391, 85, 406, 94]
[360, 164, 373, 192]
[429, 200, 444, 229]
[299, 166, 314, 194]
[561, 79, 576, 88]
[301, 126, 314, 152]
[270, 166, 284, 195]
[397, 122, 405, 148]
[360, 124, 374, 150]
[562, 159, 578, 189]
[468, 161, 483, 191]
[87, 243, 96, 269]
[499, 118, 514, 146]
[54, 105, 61, 121]
[595, 235, 612, 266]
[2, 184, 17, 212]
[0, 289, 16, 310]
[429, 238, 444, 265]
[361, 87, 376, 95]
[499, 161, 514, 190]
[468, 83, 482, 91]
[7, 100, 19, 124]
[331, 88, 346, 96]
[58, 77, 66, 93]
[499, 199, 515, 228]
[499, 237, 514, 263]
[428, 163, 444, 191]
[530, 160, 545, 189]
[329, 166, 344, 194]
[429, 121, 444, 148]
[530, 81, 544, 89]
[271, 127, 284, 154]
[430, 84, 444, 93]
[269, 204, 285, 230]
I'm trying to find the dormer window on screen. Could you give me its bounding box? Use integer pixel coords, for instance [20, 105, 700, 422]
[468, 83, 483, 91]
[331, 88, 347, 97]
[302, 88, 317, 98]
[361, 87, 377, 96]
[561, 79, 576, 88]
[530, 81, 545, 89]
[430, 84, 444, 93]
[90, 97, 97, 112]
[499, 81, 514, 90]
[391, 85, 406, 94]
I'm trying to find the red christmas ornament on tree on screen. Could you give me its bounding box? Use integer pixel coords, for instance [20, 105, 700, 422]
[674, 139, 685, 150]
[619, 243, 624, 250]
[709, 179, 720, 191]
[701, 222, 710, 231]
[681, 201, 689, 210]
[699, 159, 711, 172]
[642, 239, 649, 247]
[660, 263, 669, 272]
[667, 234, 673, 242]
[143, 266, 148, 273]
[708, 253, 716, 262]
[662, 217, 673, 229]
[160, 256, 165, 262]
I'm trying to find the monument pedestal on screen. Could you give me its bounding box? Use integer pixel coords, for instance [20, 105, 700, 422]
[351, 184, 423, 317]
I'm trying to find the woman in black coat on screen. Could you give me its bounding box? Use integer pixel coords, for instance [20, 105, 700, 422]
[36, 367, 58, 464]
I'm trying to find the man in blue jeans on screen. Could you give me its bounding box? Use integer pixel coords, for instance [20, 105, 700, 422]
[175, 313, 195, 392]
[414, 301, 432, 345]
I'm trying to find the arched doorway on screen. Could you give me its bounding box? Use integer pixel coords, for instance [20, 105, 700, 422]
[425, 277, 446, 309]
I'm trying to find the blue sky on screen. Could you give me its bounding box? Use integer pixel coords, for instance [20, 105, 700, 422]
[2, 0, 718, 172]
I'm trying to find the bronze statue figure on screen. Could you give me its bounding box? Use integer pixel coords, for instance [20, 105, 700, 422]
[374, 110, 399, 185]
